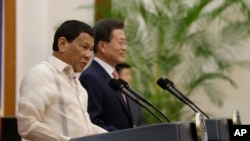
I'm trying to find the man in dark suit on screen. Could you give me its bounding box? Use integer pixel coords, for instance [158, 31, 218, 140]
[115, 63, 146, 127]
[79, 18, 133, 131]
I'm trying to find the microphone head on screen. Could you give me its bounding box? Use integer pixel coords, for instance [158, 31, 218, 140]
[164, 78, 174, 86]
[117, 78, 129, 87]
[157, 78, 168, 89]
[109, 79, 124, 91]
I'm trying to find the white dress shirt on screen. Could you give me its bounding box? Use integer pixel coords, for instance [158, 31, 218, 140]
[94, 57, 115, 78]
[16, 55, 107, 141]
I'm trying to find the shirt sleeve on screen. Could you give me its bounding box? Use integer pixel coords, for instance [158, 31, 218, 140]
[16, 67, 70, 141]
[90, 124, 108, 134]
[76, 79, 108, 135]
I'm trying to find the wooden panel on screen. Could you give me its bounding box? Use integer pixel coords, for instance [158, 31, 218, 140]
[4, 0, 16, 116]
[94, 0, 111, 22]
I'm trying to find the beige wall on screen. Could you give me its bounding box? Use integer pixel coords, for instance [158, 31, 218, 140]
[189, 66, 250, 124]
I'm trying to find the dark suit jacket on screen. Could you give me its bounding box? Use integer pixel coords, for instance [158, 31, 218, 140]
[127, 98, 146, 127]
[79, 61, 133, 131]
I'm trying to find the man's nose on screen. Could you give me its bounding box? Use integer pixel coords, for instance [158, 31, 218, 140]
[85, 50, 93, 58]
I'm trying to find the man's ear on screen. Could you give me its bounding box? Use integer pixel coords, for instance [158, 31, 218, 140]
[98, 41, 107, 53]
[58, 37, 68, 52]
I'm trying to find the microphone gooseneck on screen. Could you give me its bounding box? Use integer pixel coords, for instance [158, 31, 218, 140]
[157, 78, 210, 119]
[109, 79, 164, 123]
[117, 78, 170, 122]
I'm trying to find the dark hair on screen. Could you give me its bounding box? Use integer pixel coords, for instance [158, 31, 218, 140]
[93, 18, 124, 53]
[52, 20, 95, 51]
[115, 63, 131, 74]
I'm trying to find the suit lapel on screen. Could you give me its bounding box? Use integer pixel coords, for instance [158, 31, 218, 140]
[92, 61, 133, 121]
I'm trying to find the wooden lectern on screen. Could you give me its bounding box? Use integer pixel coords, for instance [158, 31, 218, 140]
[70, 122, 198, 141]
[70, 119, 233, 141]
[206, 118, 232, 141]
[0, 117, 233, 141]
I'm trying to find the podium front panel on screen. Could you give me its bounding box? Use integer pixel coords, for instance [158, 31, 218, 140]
[206, 118, 232, 141]
[70, 122, 198, 141]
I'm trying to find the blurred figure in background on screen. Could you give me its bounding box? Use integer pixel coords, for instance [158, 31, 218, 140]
[116, 63, 146, 127]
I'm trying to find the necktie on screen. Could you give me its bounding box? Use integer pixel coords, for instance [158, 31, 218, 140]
[112, 70, 127, 105]
[112, 70, 119, 79]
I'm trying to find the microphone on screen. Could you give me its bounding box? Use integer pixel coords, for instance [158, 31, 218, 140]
[108, 79, 164, 123]
[157, 78, 210, 119]
[117, 78, 170, 122]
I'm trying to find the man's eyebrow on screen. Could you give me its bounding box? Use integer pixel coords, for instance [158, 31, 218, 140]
[82, 42, 92, 45]
[119, 39, 126, 41]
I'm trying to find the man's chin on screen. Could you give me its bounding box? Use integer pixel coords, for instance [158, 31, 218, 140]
[118, 58, 125, 63]
[75, 67, 85, 73]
